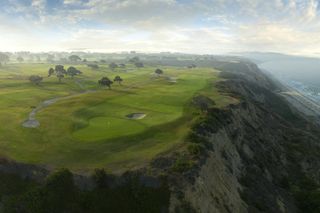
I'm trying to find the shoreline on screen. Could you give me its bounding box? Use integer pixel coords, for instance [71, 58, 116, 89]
[280, 82, 320, 124]
[260, 68, 320, 123]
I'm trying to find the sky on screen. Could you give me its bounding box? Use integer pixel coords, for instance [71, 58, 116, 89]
[0, 0, 320, 56]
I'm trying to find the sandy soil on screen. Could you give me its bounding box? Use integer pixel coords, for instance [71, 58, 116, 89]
[126, 113, 146, 120]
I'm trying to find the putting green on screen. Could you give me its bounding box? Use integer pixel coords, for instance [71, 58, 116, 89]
[0, 63, 236, 172]
[74, 116, 147, 141]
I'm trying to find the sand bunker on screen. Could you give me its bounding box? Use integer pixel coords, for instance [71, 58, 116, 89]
[167, 77, 177, 83]
[126, 113, 146, 120]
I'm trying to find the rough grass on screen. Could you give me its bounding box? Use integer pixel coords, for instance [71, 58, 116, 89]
[0, 63, 236, 172]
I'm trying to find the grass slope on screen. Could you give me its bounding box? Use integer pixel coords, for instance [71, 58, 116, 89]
[0, 63, 235, 172]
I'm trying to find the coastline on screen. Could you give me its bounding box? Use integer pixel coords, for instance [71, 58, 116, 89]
[265, 71, 320, 124]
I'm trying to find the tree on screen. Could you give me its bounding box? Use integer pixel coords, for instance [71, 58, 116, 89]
[188, 64, 197, 69]
[59, 58, 68, 63]
[98, 77, 113, 89]
[48, 68, 55, 77]
[109, 62, 118, 71]
[66, 66, 82, 78]
[29, 75, 43, 85]
[114, 75, 123, 85]
[155, 68, 163, 75]
[0, 53, 9, 64]
[56, 73, 64, 83]
[134, 61, 144, 68]
[46, 54, 55, 63]
[92, 168, 108, 188]
[17, 56, 24, 63]
[55, 65, 66, 82]
[129, 56, 140, 64]
[129, 56, 144, 68]
[44, 168, 77, 212]
[29, 55, 34, 62]
[48, 65, 66, 82]
[68, 55, 81, 63]
[87, 64, 99, 69]
[100, 59, 107, 63]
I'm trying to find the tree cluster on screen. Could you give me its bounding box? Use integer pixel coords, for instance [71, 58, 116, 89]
[48, 65, 82, 82]
[29, 75, 43, 85]
[1, 168, 170, 213]
[68, 55, 82, 63]
[17, 56, 24, 63]
[187, 64, 197, 69]
[109, 62, 118, 71]
[129, 56, 144, 68]
[0, 53, 10, 65]
[98, 77, 113, 89]
[66, 66, 82, 78]
[98, 75, 123, 89]
[87, 64, 99, 69]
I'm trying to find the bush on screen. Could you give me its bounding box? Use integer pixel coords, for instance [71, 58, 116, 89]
[172, 155, 194, 173]
[92, 168, 108, 188]
[42, 168, 78, 212]
[187, 144, 202, 156]
[187, 131, 207, 144]
[87, 64, 99, 69]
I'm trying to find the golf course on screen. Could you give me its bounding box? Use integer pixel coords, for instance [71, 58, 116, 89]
[0, 63, 235, 172]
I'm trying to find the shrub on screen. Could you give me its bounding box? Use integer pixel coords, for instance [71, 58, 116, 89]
[187, 131, 207, 144]
[172, 155, 193, 173]
[87, 64, 99, 69]
[187, 144, 202, 156]
[92, 168, 108, 188]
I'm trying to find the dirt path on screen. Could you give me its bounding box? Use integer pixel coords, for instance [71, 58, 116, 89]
[22, 89, 96, 128]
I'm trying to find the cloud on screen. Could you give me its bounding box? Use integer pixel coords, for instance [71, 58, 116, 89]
[0, 0, 320, 56]
[56, 26, 235, 54]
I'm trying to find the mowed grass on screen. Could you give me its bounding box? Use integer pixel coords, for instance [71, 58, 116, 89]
[0, 63, 236, 172]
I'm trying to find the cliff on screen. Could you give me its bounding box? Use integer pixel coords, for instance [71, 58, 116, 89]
[165, 61, 320, 213]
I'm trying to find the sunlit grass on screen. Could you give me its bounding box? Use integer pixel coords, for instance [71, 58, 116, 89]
[0, 63, 235, 172]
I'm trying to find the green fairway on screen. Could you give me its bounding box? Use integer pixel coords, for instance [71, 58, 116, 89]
[0, 63, 236, 172]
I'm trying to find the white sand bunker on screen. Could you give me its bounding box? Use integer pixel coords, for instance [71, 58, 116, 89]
[167, 77, 177, 83]
[126, 113, 146, 120]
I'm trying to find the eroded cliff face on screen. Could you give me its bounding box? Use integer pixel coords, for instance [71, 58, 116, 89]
[168, 62, 320, 213]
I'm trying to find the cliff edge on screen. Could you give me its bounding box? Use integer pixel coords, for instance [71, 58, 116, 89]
[165, 60, 320, 213]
